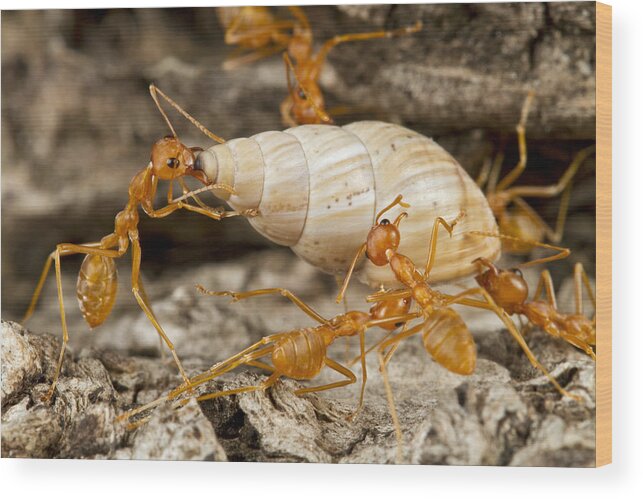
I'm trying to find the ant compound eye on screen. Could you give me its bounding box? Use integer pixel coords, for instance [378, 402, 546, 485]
[395, 322, 404, 328]
[166, 158, 180, 169]
[511, 268, 523, 277]
[297, 88, 307, 100]
[380, 219, 390, 225]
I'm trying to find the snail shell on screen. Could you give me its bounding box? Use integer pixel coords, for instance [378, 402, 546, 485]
[196, 121, 500, 286]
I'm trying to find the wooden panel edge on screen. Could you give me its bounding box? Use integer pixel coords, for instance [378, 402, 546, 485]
[595, 0, 612, 468]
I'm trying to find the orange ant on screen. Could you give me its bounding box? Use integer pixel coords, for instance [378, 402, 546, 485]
[21, 84, 247, 402]
[336, 195, 580, 461]
[118, 284, 418, 427]
[217, 7, 298, 71]
[477, 90, 595, 254]
[473, 251, 596, 360]
[218, 6, 422, 126]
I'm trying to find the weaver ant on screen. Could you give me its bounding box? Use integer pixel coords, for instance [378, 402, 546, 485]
[219, 6, 422, 126]
[473, 249, 595, 360]
[118, 283, 417, 427]
[337, 195, 580, 461]
[477, 90, 595, 254]
[21, 84, 247, 402]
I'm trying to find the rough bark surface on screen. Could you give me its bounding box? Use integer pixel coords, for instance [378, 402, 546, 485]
[2, 255, 596, 464]
[2, 4, 597, 464]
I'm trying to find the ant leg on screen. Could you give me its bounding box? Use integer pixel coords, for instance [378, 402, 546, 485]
[223, 44, 290, 71]
[467, 230, 570, 267]
[196, 285, 330, 325]
[313, 21, 423, 74]
[486, 152, 505, 196]
[118, 340, 278, 423]
[336, 243, 366, 303]
[189, 346, 277, 388]
[293, 358, 357, 397]
[333, 274, 353, 363]
[22, 241, 104, 323]
[501, 144, 595, 202]
[347, 312, 421, 366]
[129, 230, 189, 385]
[424, 213, 465, 278]
[40, 241, 124, 402]
[476, 156, 493, 189]
[197, 372, 281, 402]
[176, 177, 212, 211]
[376, 322, 425, 463]
[366, 288, 413, 303]
[446, 288, 581, 401]
[348, 331, 394, 367]
[533, 269, 558, 309]
[136, 276, 166, 360]
[559, 332, 596, 360]
[500, 144, 595, 242]
[495, 90, 535, 192]
[574, 262, 596, 316]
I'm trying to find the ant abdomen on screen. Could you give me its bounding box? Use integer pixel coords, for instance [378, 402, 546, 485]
[421, 308, 476, 375]
[76, 254, 118, 328]
[272, 328, 327, 379]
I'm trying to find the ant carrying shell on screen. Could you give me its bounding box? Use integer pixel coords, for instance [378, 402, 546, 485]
[21, 85, 242, 402]
[336, 195, 581, 462]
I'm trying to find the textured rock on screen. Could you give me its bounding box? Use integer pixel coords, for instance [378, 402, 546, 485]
[1, 253, 597, 465]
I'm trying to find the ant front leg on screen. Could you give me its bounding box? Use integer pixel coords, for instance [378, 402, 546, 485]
[196, 285, 330, 326]
[467, 231, 570, 268]
[128, 229, 190, 386]
[533, 269, 558, 309]
[423, 212, 465, 278]
[574, 262, 596, 317]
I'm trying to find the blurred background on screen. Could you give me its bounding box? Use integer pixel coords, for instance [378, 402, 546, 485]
[2, 3, 596, 328]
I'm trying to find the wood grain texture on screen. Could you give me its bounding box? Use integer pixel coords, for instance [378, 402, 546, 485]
[595, 1, 612, 467]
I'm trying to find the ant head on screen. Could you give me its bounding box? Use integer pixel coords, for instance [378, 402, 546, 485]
[365, 217, 402, 266]
[150, 136, 208, 184]
[291, 82, 333, 125]
[474, 259, 528, 313]
[365, 195, 409, 266]
[369, 296, 412, 331]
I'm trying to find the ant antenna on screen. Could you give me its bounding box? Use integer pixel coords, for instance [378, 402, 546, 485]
[392, 212, 407, 227]
[149, 84, 226, 144]
[376, 194, 410, 223]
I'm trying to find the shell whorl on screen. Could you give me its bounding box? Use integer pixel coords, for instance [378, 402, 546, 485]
[197, 121, 500, 287]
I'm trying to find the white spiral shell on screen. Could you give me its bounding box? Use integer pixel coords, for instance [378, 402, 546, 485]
[196, 121, 500, 286]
